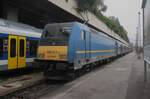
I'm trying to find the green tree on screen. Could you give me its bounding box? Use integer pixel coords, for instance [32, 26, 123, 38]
[74, 0, 129, 42]
[76, 0, 107, 13]
[94, 13, 129, 42]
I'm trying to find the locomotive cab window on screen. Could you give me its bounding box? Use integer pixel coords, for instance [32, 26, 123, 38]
[41, 24, 72, 46]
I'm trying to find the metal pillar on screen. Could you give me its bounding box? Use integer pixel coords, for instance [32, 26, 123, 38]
[144, 61, 147, 82]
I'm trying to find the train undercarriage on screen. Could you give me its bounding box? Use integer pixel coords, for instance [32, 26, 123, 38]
[35, 56, 120, 80]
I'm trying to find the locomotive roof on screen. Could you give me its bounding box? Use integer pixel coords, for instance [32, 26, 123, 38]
[45, 22, 128, 46]
[45, 22, 75, 28]
[45, 22, 89, 32]
[45, 22, 75, 34]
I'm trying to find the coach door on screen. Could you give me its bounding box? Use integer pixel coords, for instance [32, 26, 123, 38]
[18, 36, 26, 68]
[8, 35, 26, 69]
[8, 35, 17, 69]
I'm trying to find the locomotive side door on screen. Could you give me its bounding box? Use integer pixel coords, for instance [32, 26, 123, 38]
[8, 35, 18, 69]
[18, 36, 26, 68]
[85, 31, 91, 61]
[115, 41, 118, 56]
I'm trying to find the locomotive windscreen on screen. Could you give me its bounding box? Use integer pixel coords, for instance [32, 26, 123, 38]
[40, 23, 73, 46]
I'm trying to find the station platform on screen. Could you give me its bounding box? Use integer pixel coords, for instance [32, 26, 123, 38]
[40, 52, 148, 99]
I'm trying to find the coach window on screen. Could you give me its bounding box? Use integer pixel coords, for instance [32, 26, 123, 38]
[20, 40, 24, 57]
[0, 39, 3, 58]
[10, 39, 16, 57]
[3, 39, 8, 52]
[30, 40, 38, 56]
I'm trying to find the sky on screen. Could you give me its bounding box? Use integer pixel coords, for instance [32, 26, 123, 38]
[104, 0, 143, 44]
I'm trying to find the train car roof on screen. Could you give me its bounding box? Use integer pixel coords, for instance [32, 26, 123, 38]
[0, 19, 42, 33]
[0, 19, 42, 38]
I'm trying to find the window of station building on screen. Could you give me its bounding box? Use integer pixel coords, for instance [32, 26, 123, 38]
[0, 39, 3, 58]
[10, 39, 16, 57]
[29, 40, 38, 56]
[20, 40, 24, 57]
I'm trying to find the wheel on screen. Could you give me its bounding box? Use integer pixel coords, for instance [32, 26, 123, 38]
[67, 71, 77, 80]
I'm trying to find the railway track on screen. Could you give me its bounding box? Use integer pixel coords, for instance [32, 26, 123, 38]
[0, 73, 48, 99]
[0, 69, 93, 99]
[0, 61, 111, 99]
[3, 80, 65, 99]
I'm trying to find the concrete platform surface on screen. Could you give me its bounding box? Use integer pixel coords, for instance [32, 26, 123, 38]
[40, 52, 147, 99]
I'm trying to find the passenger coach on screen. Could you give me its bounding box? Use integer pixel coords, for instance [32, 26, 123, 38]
[0, 19, 41, 71]
[35, 22, 130, 80]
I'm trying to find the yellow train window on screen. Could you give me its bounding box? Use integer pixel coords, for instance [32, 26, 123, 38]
[10, 39, 16, 57]
[20, 40, 24, 57]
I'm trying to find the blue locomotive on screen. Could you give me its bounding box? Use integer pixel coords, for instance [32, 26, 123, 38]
[35, 22, 130, 80]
